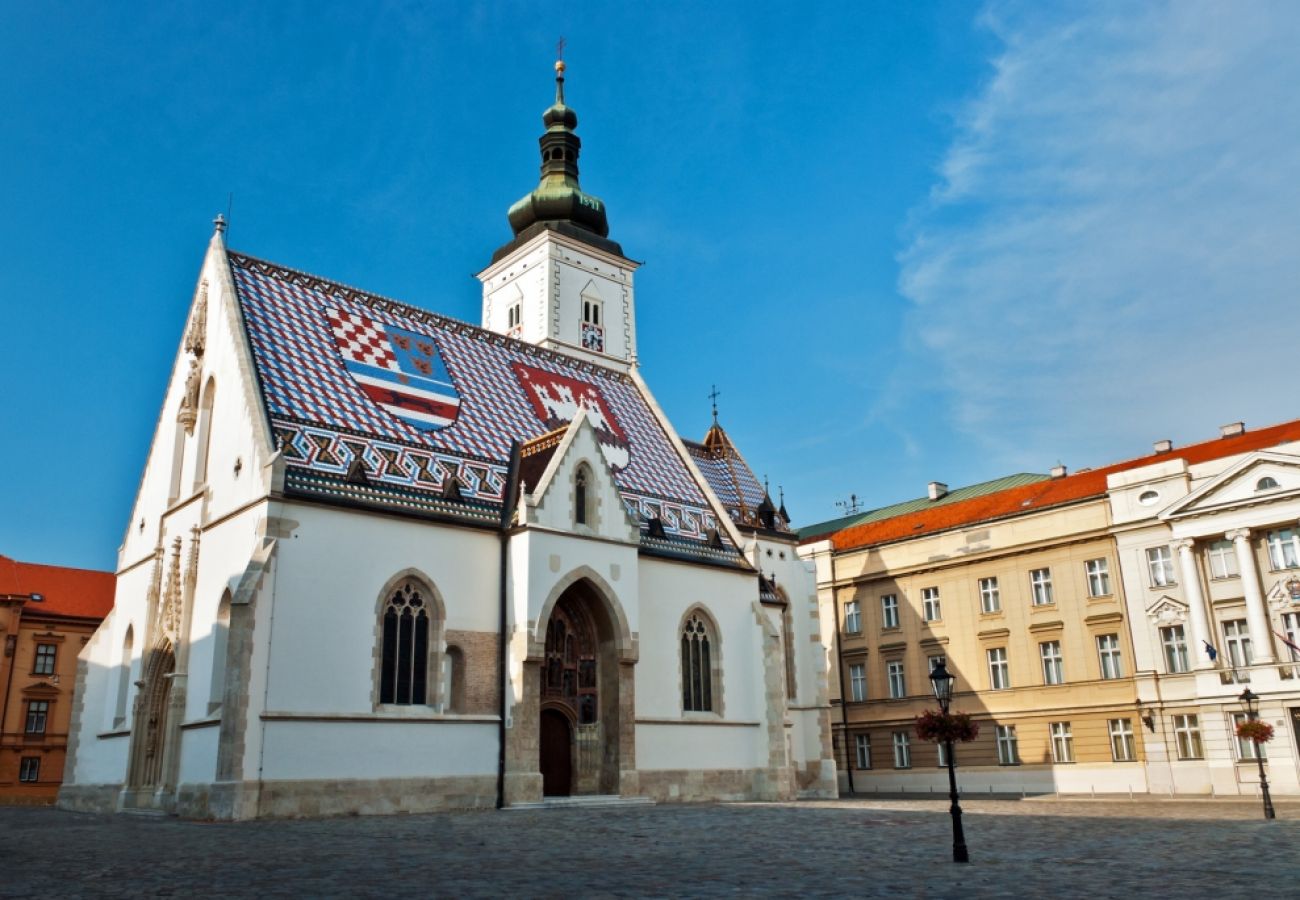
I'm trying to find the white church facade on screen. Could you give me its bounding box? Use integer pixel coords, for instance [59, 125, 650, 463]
[58, 62, 836, 819]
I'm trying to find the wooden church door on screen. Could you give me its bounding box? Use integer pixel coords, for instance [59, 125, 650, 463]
[540, 709, 572, 796]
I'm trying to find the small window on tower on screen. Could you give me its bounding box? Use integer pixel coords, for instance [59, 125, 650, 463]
[507, 303, 522, 336]
[580, 292, 604, 352]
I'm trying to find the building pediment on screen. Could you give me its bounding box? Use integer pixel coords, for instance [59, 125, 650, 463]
[1160, 451, 1300, 521]
[1145, 595, 1187, 625]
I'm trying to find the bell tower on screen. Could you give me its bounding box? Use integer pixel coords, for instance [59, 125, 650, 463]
[477, 57, 640, 366]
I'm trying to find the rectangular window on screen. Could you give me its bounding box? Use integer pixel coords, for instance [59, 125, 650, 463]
[1267, 528, 1300, 570]
[18, 757, 40, 783]
[892, 731, 912, 768]
[1049, 722, 1075, 763]
[881, 594, 899, 630]
[1173, 714, 1203, 759]
[25, 700, 49, 735]
[1108, 718, 1136, 762]
[996, 724, 1019, 765]
[1039, 640, 1064, 685]
[987, 647, 1010, 690]
[1161, 625, 1189, 673]
[1030, 568, 1054, 606]
[1085, 559, 1111, 597]
[1223, 619, 1253, 668]
[33, 644, 57, 676]
[921, 587, 942, 622]
[855, 733, 872, 769]
[844, 600, 861, 634]
[1283, 612, 1300, 665]
[887, 661, 906, 699]
[928, 655, 947, 675]
[1096, 634, 1123, 680]
[849, 663, 867, 702]
[1232, 714, 1266, 761]
[978, 576, 1001, 613]
[1146, 546, 1176, 587]
[1208, 540, 1239, 579]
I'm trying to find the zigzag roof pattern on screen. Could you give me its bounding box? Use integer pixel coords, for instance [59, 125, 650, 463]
[228, 251, 734, 556]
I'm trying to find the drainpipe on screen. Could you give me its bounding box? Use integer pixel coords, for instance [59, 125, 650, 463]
[496, 442, 522, 810]
[828, 550, 855, 796]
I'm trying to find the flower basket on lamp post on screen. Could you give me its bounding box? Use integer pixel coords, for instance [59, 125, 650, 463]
[923, 662, 978, 863]
[1237, 688, 1276, 820]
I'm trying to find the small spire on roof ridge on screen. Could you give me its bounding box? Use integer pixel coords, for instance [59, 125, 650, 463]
[213, 213, 227, 235]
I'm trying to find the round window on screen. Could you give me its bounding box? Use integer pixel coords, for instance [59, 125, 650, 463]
[1138, 489, 1160, 506]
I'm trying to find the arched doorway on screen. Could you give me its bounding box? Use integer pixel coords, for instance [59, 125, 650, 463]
[125, 642, 176, 806]
[537, 580, 623, 796]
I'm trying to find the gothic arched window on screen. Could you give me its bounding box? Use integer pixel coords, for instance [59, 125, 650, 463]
[193, 378, 216, 490]
[380, 581, 431, 705]
[208, 592, 231, 714]
[575, 465, 591, 526]
[113, 625, 134, 729]
[681, 611, 719, 713]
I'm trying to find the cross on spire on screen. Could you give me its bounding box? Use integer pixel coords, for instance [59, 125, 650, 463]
[708, 384, 721, 424]
[556, 36, 566, 60]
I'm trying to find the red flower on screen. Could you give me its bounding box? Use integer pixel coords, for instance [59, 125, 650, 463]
[915, 710, 979, 744]
[1235, 720, 1274, 744]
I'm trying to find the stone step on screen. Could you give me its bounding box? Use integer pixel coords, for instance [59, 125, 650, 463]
[119, 806, 168, 817]
[508, 795, 655, 811]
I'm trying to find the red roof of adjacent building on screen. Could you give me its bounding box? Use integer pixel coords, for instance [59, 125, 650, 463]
[0, 555, 115, 620]
[823, 419, 1300, 552]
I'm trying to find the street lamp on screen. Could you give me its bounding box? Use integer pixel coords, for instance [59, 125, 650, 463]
[1237, 688, 1275, 820]
[929, 661, 969, 863]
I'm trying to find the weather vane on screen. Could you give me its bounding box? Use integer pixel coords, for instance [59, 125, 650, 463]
[836, 493, 863, 515]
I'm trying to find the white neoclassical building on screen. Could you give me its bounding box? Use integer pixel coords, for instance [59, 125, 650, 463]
[58, 62, 836, 818]
[1108, 420, 1300, 796]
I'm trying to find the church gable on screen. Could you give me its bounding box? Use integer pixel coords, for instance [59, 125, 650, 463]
[1161, 451, 1300, 520]
[522, 411, 639, 543]
[228, 253, 739, 560]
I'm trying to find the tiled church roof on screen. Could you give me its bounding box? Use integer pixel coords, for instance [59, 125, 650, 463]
[816, 419, 1300, 552]
[684, 422, 791, 535]
[229, 252, 736, 558]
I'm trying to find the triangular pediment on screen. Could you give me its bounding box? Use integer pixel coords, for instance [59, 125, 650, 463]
[1161, 451, 1300, 520]
[21, 681, 63, 698]
[524, 409, 639, 543]
[1145, 594, 1188, 625]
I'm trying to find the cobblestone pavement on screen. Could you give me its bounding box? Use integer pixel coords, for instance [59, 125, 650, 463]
[4, 798, 1298, 898]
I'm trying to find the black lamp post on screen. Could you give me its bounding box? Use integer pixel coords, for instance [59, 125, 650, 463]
[929, 661, 969, 863]
[1238, 688, 1275, 820]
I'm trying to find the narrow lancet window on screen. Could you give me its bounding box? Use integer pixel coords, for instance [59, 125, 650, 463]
[380, 582, 429, 705]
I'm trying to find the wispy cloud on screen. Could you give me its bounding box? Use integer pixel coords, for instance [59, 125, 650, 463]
[896, 0, 1300, 470]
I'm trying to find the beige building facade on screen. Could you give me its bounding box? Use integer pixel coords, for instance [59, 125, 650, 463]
[802, 479, 1146, 796]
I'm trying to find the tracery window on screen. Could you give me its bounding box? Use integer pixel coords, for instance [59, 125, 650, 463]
[543, 604, 598, 724]
[574, 464, 593, 526]
[380, 581, 431, 705]
[681, 612, 716, 712]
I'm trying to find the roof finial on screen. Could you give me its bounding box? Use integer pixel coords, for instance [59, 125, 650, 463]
[708, 384, 721, 425]
[213, 213, 227, 235]
[555, 37, 566, 105]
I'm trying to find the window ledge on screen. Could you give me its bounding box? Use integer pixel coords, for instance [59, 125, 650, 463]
[263, 710, 500, 724]
[96, 728, 131, 739]
[636, 716, 759, 728]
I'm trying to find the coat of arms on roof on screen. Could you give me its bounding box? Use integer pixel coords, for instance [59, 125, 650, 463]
[326, 308, 462, 433]
[511, 361, 629, 471]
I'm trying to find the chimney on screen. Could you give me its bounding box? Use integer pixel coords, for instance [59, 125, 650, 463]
[1220, 422, 1245, 438]
[1050, 464, 1068, 479]
[1153, 439, 1172, 454]
[928, 481, 948, 501]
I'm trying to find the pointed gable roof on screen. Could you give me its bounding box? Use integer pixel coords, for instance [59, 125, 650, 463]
[684, 420, 791, 534]
[227, 251, 737, 559]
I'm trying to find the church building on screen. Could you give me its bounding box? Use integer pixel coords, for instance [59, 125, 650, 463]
[59, 61, 837, 819]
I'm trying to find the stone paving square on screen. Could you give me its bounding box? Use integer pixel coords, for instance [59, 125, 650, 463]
[3, 798, 1298, 898]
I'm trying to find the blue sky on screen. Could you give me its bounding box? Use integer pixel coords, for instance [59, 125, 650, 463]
[2, 1, 1298, 571]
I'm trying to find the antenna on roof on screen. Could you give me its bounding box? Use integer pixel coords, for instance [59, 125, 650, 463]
[836, 493, 863, 516]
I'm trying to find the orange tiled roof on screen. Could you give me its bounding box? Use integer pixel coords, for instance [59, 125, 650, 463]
[827, 419, 1300, 552]
[0, 555, 115, 619]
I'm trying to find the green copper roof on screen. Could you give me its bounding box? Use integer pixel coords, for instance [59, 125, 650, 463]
[796, 473, 1049, 541]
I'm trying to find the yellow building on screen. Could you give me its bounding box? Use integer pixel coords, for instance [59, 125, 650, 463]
[800, 472, 1146, 795]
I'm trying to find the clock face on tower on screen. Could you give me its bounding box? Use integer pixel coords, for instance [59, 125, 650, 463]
[581, 321, 605, 352]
